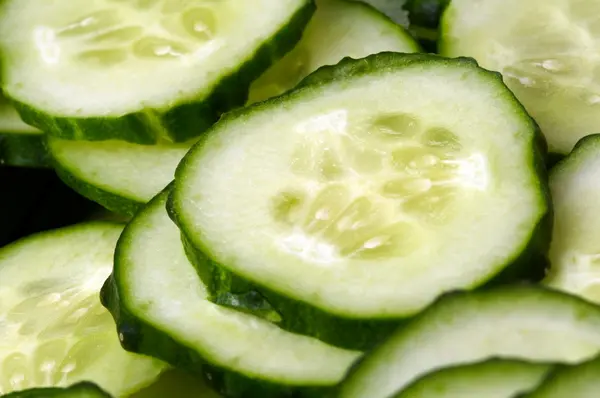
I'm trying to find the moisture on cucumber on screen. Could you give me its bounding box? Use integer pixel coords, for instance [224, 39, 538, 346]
[170, 53, 550, 350]
[0, 0, 314, 144]
[248, 0, 420, 104]
[440, 0, 600, 154]
[543, 134, 600, 303]
[3, 382, 112, 398]
[0, 223, 165, 396]
[101, 189, 360, 398]
[393, 359, 551, 398]
[339, 285, 600, 398]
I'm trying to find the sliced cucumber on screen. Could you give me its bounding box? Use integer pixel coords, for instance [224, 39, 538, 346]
[47, 137, 190, 216]
[441, 0, 600, 154]
[248, 0, 419, 104]
[0, 223, 165, 396]
[4, 382, 111, 398]
[521, 356, 600, 398]
[393, 359, 551, 398]
[131, 369, 219, 398]
[544, 134, 600, 303]
[0, 0, 314, 144]
[101, 189, 360, 397]
[170, 53, 550, 350]
[339, 286, 600, 398]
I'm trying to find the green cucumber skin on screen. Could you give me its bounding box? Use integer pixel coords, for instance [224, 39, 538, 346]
[0, 132, 49, 168]
[170, 53, 552, 351]
[101, 190, 336, 398]
[2, 382, 112, 398]
[8, 2, 316, 144]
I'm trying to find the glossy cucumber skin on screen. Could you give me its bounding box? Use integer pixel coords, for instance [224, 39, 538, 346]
[8, 2, 316, 144]
[2, 382, 112, 398]
[170, 53, 552, 351]
[0, 132, 49, 168]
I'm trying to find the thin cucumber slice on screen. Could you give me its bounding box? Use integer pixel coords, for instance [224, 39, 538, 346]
[544, 134, 600, 303]
[47, 137, 190, 216]
[393, 359, 551, 398]
[3, 382, 111, 398]
[101, 189, 360, 398]
[441, 0, 600, 154]
[0, 223, 165, 396]
[248, 0, 419, 104]
[520, 356, 600, 398]
[171, 53, 550, 350]
[338, 286, 600, 398]
[0, 0, 314, 144]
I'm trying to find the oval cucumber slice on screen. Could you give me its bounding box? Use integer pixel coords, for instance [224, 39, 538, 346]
[102, 190, 359, 397]
[543, 134, 600, 303]
[4, 382, 112, 398]
[441, 0, 600, 154]
[171, 53, 550, 350]
[339, 286, 600, 398]
[248, 0, 419, 104]
[0, 0, 313, 144]
[0, 223, 165, 396]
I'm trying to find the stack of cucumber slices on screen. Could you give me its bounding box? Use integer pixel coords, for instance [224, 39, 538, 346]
[3, 0, 600, 397]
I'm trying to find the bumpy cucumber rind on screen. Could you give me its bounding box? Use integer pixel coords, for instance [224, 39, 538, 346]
[3, 382, 112, 398]
[170, 52, 551, 351]
[7, 2, 315, 144]
[0, 133, 49, 168]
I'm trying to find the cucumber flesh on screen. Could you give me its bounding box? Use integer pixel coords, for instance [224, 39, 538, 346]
[441, 0, 600, 154]
[3, 382, 112, 398]
[0, 223, 165, 395]
[339, 286, 600, 398]
[171, 53, 549, 348]
[0, 0, 313, 143]
[103, 190, 360, 393]
[544, 134, 600, 303]
[393, 359, 551, 398]
[249, 0, 419, 104]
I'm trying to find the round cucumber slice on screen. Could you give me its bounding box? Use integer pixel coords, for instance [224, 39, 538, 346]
[441, 0, 600, 154]
[0, 0, 313, 143]
[0, 223, 165, 396]
[171, 53, 550, 350]
[248, 0, 420, 104]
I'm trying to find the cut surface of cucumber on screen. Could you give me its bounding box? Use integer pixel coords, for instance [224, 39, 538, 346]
[338, 286, 600, 398]
[4, 382, 112, 398]
[102, 190, 360, 394]
[521, 356, 600, 398]
[393, 359, 551, 398]
[0, 0, 313, 143]
[441, 0, 600, 154]
[0, 223, 165, 396]
[544, 134, 600, 303]
[171, 53, 549, 348]
[47, 137, 190, 216]
[248, 0, 419, 104]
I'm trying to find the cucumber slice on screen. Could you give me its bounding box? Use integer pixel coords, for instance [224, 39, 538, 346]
[131, 369, 220, 398]
[521, 356, 600, 398]
[248, 0, 419, 104]
[47, 137, 190, 216]
[440, 0, 600, 154]
[339, 286, 600, 398]
[393, 359, 551, 398]
[101, 190, 360, 397]
[0, 223, 165, 396]
[0, 94, 48, 168]
[0, 0, 314, 144]
[544, 134, 600, 303]
[4, 382, 112, 398]
[170, 53, 550, 350]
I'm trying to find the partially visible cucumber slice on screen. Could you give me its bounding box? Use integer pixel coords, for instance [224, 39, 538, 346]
[441, 0, 600, 154]
[3, 382, 112, 398]
[0, 223, 165, 396]
[131, 369, 219, 398]
[544, 134, 600, 303]
[248, 0, 420, 104]
[0, 0, 314, 144]
[339, 286, 600, 398]
[102, 190, 360, 398]
[47, 137, 189, 216]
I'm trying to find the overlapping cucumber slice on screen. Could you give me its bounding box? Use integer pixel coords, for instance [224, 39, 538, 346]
[4, 382, 111, 398]
[0, 0, 314, 143]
